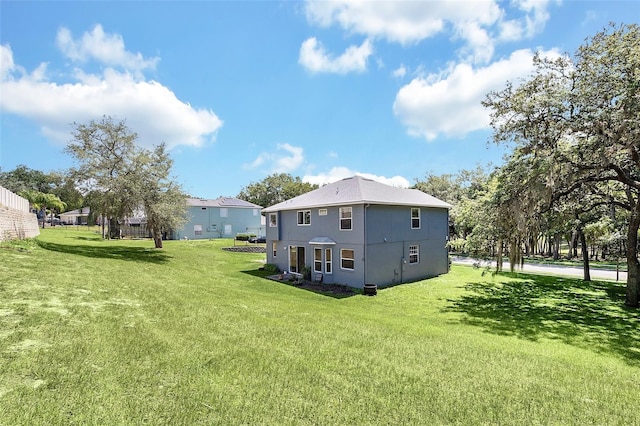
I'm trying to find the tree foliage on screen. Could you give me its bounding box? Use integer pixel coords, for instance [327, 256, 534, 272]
[482, 23, 640, 306]
[237, 173, 318, 208]
[0, 165, 83, 211]
[134, 144, 188, 248]
[66, 116, 186, 248]
[0, 165, 52, 194]
[18, 189, 66, 228]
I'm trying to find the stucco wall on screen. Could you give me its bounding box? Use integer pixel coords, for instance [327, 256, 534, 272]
[0, 205, 40, 241]
[265, 204, 450, 289]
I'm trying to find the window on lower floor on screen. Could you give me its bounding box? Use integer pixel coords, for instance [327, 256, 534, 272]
[325, 248, 332, 274]
[409, 244, 419, 264]
[341, 248, 354, 270]
[272, 242, 277, 257]
[194, 224, 203, 236]
[314, 247, 322, 273]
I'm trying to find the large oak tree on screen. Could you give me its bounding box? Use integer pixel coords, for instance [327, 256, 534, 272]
[483, 24, 640, 306]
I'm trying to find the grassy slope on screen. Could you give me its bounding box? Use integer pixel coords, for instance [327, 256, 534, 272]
[1, 228, 639, 425]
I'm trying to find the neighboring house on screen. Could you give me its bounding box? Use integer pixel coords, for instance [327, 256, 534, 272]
[60, 207, 91, 225]
[173, 197, 263, 240]
[262, 176, 452, 289]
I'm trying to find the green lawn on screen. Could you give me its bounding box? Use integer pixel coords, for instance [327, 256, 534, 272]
[1, 228, 639, 425]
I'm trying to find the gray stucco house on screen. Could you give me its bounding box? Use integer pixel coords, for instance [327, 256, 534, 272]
[262, 176, 451, 289]
[173, 197, 263, 240]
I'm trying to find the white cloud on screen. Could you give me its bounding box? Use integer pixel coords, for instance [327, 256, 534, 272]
[392, 48, 561, 141]
[56, 25, 159, 74]
[0, 32, 222, 150]
[515, 0, 554, 37]
[304, 166, 410, 188]
[299, 37, 373, 74]
[305, 0, 455, 45]
[0, 44, 18, 79]
[245, 143, 305, 173]
[392, 64, 407, 79]
[304, 0, 558, 64]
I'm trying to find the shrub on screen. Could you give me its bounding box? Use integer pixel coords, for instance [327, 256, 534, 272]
[263, 263, 280, 273]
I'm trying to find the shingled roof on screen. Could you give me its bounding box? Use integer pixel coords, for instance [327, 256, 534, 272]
[262, 176, 451, 212]
[187, 197, 261, 209]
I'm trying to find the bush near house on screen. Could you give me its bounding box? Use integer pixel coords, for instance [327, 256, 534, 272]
[235, 233, 256, 241]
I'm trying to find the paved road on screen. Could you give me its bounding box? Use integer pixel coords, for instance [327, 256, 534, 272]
[451, 256, 628, 282]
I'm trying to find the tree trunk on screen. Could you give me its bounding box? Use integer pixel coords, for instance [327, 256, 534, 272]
[149, 220, 164, 249]
[579, 228, 591, 282]
[625, 204, 640, 307]
[496, 239, 503, 273]
[553, 234, 560, 260]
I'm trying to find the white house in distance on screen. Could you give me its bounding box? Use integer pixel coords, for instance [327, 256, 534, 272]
[262, 176, 451, 289]
[173, 197, 263, 240]
[59, 207, 91, 225]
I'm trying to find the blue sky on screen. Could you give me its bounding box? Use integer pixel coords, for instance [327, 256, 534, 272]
[1, 1, 637, 199]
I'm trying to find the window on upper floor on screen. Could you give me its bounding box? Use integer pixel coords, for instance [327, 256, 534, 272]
[297, 210, 311, 226]
[411, 208, 421, 229]
[340, 207, 352, 230]
[220, 208, 228, 218]
[269, 213, 277, 227]
[319, 208, 327, 216]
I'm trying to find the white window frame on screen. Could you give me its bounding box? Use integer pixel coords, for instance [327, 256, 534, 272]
[340, 248, 355, 270]
[220, 208, 228, 218]
[409, 244, 419, 264]
[314, 247, 322, 273]
[194, 224, 203, 236]
[269, 213, 277, 227]
[272, 242, 277, 258]
[411, 208, 421, 229]
[318, 208, 328, 216]
[339, 207, 352, 231]
[325, 248, 333, 274]
[297, 210, 311, 226]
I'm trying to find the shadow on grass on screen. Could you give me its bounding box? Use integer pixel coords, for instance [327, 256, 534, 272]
[37, 240, 171, 264]
[241, 269, 357, 299]
[447, 272, 640, 365]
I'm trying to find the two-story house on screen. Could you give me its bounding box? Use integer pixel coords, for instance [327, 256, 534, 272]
[262, 176, 451, 289]
[173, 197, 263, 240]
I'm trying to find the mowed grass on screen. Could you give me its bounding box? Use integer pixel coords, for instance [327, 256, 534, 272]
[1, 228, 639, 425]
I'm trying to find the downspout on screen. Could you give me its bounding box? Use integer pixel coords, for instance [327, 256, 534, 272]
[363, 204, 369, 287]
[401, 242, 405, 284]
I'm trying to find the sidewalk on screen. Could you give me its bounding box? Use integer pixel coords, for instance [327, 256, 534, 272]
[451, 256, 628, 282]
